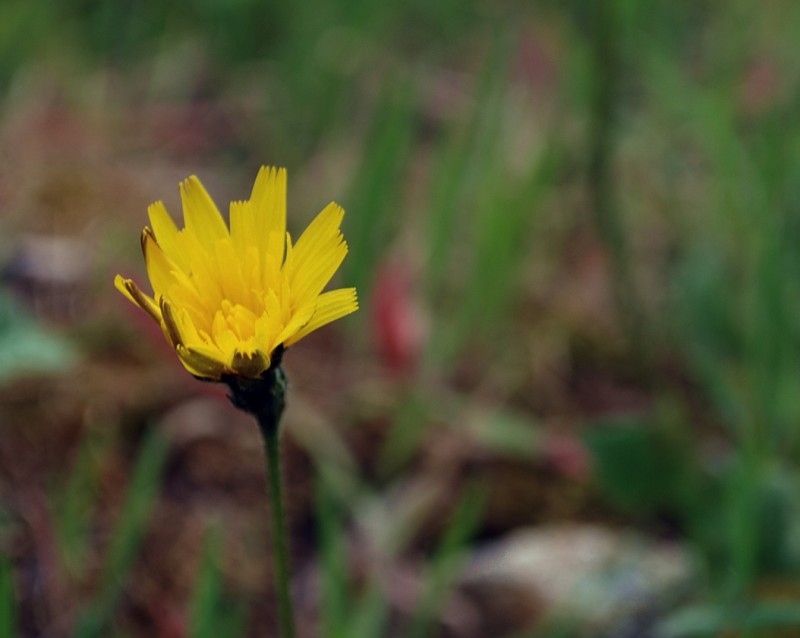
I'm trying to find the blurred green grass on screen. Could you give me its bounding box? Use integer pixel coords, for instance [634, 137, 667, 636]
[3, 0, 800, 636]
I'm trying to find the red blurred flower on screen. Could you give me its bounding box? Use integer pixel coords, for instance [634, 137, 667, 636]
[371, 258, 428, 377]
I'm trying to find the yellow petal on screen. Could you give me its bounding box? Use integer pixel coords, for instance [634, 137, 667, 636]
[180, 175, 229, 246]
[287, 203, 347, 304]
[214, 238, 249, 306]
[290, 202, 344, 273]
[230, 200, 256, 260]
[141, 227, 179, 299]
[274, 300, 316, 346]
[250, 166, 287, 262]
[167, 285, 210, 334]
[170, 228, 224, 310]
[285, 287, 358, 346]
[176, 345, 227, 379]
[231, 349, 271, 377]
[215, 327, 240, 358]
[292, 239, 348, 306]
[159, 298, 184, 348]
[253, 307, 282, 356]
[114, 275, 162, 322]
[147, 201, 188, 271]
[261, 237, 283, 292]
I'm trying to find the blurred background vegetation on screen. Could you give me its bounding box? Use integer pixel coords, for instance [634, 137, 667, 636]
[3, 0, 800, 636]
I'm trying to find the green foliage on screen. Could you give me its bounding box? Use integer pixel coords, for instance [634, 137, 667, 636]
[8, 0, 800, 634]
[344, 78, 417, 298]
[54, 429, 116, 573]
[0, 291, 78, 382]
[405, 484, 484, 638]
[0, 554, 17, 638]
[423, 33, 511, 293]
[0, 0, 55, 89]
[316, 472, 484, 638]
[74, 429, 169, 638]
[317, 476, 392, 638]
[189, 527, 248, 638]
[583, 414, 700, 518]
[659, 602, 800, 638]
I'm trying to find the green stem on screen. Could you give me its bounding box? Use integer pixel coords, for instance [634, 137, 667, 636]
[587, 0, 649, 373]
[223, 353, 294, 637]
[259, 419, 296, 638]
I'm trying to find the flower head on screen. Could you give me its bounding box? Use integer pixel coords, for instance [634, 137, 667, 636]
[115, 166, 358, 380]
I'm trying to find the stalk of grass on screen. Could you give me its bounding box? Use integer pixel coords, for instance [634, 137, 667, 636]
[0, 554, 16, 638]
[0, 0, 56, 90]
[377, 389, 431, 476]
[189, 526, 247, 638]
[446, 139, 561, 363]
[424, 29, 513, 298]
[316, 473, 393, 638]
[406, 484, 483, 638]
[54, 430, 116, 576]
[317, 473, 350, 638]
[74, 428, 168, 638]
[659, 601, 800, 637]
[639, 3, 800, 612]
[343, 76, 417, 298]
[346, 582, 392, 638]
[585, 0, 648, 371]
[692, 79, 790, 602]
[317, 469, 485, 638]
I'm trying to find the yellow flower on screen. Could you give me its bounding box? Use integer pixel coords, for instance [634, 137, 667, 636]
[115, 166, 358, 380]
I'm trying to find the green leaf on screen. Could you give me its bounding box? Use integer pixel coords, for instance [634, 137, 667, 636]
[583, 415, 696, 516]
[0, 290, 78, 382]
[658, 602, 800, 637]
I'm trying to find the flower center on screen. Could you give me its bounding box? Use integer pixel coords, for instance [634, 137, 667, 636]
[212, 298, 259, 344]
